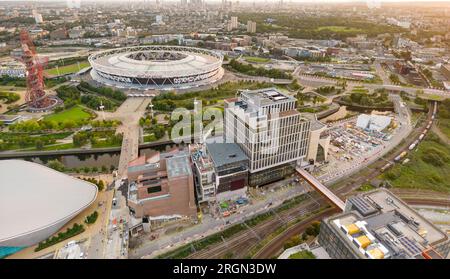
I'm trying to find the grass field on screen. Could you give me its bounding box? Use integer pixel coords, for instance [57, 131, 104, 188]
[243, 56, 271, 63]
[317, 26, 363, 33]
[45, 61, 90, 76]
[382, 133, 450, 193]
[44, 105, 92, 123]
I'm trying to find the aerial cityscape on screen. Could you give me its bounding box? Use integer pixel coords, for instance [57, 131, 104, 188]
[1, 0, 450, 263]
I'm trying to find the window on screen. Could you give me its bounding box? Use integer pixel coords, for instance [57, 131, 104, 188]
[147, 185, 162, 194]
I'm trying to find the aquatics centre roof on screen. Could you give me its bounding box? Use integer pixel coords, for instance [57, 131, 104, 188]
[0, 160, 97, 246]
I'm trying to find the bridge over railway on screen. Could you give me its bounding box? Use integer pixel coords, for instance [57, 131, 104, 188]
[295, 167, 346, 211]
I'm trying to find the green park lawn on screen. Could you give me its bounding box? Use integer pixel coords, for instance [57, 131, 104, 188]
[44, 105, 92, 123]
[45, 61, 90, 76]
[382, 134, 450, 193]
[243, 56, 271, 63]
[316, 26, 363, 33]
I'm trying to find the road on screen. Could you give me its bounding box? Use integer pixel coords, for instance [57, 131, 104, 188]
[129, 95, 420, 259]
[170, 100, 435, 259]
[129, 178, 311, 259]
[295, 73, 450, 99]
[316, 93, 412, 186]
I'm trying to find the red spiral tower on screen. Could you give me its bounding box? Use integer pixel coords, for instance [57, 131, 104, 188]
[20, 29, 52, 109]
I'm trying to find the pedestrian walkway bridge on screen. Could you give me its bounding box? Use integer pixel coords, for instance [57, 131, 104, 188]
[295, 167, 346, 211]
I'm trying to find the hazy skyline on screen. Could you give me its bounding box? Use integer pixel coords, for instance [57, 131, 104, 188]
[5, 0, 450, 2]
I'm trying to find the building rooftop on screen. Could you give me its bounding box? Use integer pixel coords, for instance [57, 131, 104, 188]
[304, 113, 326, 131]
[165, 151, 192, 179]
[0, 160, 98, 246]
[328, 189, 448, 259]
[206, 143, 248, 168]
[238, 87, 296, 109]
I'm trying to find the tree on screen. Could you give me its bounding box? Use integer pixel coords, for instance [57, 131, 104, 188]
[98, 180, 105, 191]
[35, 140, 44, 150]
[389, 73, 400, 84]
[47, 160, 65, 172]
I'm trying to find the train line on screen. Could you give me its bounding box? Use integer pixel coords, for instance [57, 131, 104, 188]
[174, 102, 442, 259]
[253, 197, 449, 259]
[186, 200, 326, 259]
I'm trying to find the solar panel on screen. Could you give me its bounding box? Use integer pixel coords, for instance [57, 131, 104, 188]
[349, 196, 378, 216]
[398, 237, 422, 255]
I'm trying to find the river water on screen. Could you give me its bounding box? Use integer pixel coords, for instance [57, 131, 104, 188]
[11, 106, 391, 169]
[20, 142, 184, 169]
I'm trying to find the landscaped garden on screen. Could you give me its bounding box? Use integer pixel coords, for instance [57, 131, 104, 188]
[85, 211, 99, 225]
[338, 88, 393, 109]
[0, 91, 20, 104]
[44, 105, 93, 123]
[56, 82, 126, 112]
[35, 223, 85, 252]
[243, 56, 271, 63]
[152, 81, 273, 111]
[227, 59, 292, 80]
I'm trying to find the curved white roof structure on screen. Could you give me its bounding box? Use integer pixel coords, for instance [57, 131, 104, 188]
[0, 160, 98, 247]
[89, 45, 224, 90]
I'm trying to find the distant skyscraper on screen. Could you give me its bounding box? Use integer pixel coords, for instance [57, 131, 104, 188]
[222, 0, 228, 10]
[155, 15, 164, 25]
[34, 14, 43, 24]
[231, 16, 238, 29]
[367, 0, 381, 9]
[67, 0, 81, 9]
[246, 20, 256, 33]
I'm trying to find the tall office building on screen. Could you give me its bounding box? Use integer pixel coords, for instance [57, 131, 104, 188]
[67, 0, 81, 9]
[318, 189, 450, 259]
[32, 10, 43, 24]
[230, 16, 238, 29]
[246, 21, 256, 33]
[224, 88, 311, 186]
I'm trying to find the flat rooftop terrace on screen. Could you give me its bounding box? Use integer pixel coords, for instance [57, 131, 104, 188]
[206, 143, 248, 168]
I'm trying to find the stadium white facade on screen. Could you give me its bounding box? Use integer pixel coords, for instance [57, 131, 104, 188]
[89, 45, 224, 90]
[0, 160, 97, 253]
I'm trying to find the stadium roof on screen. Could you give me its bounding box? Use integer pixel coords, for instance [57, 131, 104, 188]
[0, 160, 97, 245]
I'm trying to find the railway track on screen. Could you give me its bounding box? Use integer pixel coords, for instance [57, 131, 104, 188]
[186, 200, 325, 259]
[253, 208, 339, 259]
[253, 197, 450, 259]
[169, 102, 441, 259]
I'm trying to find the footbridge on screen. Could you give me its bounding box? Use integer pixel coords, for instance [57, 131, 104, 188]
[295, 167, 346, 211]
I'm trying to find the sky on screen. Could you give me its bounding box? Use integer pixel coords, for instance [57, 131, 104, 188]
[6, 0, 450, 2]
